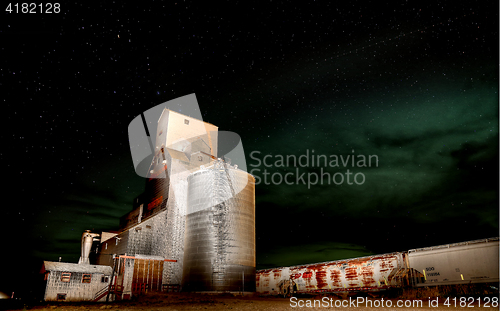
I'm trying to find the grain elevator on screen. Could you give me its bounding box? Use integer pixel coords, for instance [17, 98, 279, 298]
[91, 100, 255, 298]
[41, 95, 255, 301]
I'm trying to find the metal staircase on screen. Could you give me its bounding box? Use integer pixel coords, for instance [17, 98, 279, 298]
[93, 285, 123, 302]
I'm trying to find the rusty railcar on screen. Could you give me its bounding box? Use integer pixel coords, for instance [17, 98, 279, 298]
[256, 252, 407, 296]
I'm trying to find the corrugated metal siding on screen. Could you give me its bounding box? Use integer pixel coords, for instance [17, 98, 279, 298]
[96, 110, 220, 290]
[182, 163, 256, 292]
[154, 110, 218, 286]
[96, 230, 130, 267]
[128, 223, 155, 255]
[162, 164, 189, 285]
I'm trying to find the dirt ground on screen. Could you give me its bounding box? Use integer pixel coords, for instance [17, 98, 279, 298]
[8, 292, 499, 311]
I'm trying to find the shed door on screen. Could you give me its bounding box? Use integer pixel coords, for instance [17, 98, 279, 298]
[132, 259, 164, 293]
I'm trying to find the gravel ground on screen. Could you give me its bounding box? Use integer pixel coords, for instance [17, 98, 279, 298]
[7, 292, 498, 311]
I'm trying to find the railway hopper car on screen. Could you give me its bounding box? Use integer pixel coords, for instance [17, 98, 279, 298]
[256, 238, 499, 296]
[256, 252, 407, 296]
[407, 237, 499, 287]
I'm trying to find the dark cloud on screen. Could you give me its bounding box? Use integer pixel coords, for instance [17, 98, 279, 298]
[258, 242, 374, 269]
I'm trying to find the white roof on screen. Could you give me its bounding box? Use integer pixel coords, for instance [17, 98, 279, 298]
[43, 261, 112, 274]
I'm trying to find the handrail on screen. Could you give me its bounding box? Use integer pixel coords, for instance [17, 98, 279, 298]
[93, 286, 110, 301]
[93, 284, 124, 301]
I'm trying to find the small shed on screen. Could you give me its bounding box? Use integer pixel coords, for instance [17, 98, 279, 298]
[41, 261, 113, 302]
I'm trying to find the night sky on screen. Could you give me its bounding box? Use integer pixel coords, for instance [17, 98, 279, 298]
[3, 1, 498, 298]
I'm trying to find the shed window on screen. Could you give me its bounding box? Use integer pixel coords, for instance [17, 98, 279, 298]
[57, 294, 66, 300]
[61, 272, 71, 282]
[82, 274, 92, 283]
[101, 276, 109, 283]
